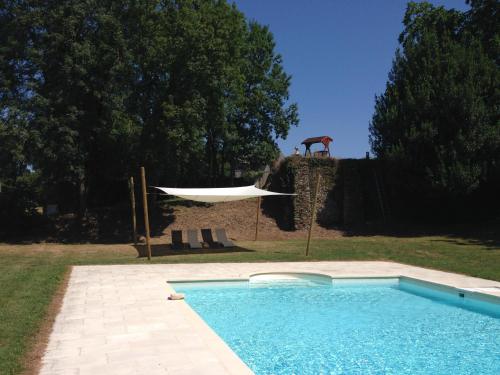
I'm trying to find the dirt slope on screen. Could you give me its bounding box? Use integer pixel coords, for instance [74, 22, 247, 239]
[150, 198, 342, 243]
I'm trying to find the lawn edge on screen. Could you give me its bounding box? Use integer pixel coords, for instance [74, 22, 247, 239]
[21, 266, 72, 375]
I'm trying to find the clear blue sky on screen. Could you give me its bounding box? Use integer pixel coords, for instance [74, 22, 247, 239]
[233, 0, 470, 158]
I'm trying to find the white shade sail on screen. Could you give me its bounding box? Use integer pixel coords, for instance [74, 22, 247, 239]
[152, 185, 294, 203]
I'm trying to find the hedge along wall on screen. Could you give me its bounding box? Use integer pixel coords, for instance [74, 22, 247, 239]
[292, 157, 340, 229]
[264, 156, 384, 229]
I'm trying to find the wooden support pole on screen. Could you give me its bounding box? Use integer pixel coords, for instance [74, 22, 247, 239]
[140, 167, 152, 260]
[129, 176, 137, 245]
[305, 172, 321, 256]
[254, 196, 261, 241]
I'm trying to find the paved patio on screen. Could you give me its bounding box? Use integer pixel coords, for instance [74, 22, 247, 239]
[39, 261, 500, 375]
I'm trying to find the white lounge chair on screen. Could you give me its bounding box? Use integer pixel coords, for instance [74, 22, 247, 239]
[187, 229, 202, 249]
[215, 228, 235, 248]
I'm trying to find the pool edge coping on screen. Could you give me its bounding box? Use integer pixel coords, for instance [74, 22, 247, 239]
[168, 273, 500, 304]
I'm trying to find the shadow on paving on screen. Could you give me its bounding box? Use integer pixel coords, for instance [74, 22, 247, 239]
[133, 244, 255, 258]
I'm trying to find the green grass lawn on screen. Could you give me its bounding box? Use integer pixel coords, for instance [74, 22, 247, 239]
[0, 236, 499, 374]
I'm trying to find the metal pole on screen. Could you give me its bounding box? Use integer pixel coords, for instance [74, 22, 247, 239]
[140, 167, 152, 260]
[129, 177, 138, 245]
[254, 196, 261, 241]
[305, 172, 321, 256]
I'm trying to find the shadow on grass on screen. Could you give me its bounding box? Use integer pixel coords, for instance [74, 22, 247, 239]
[429, 237, 500, 251]
[340, 219, 500, 250]
[133, 244, 255, 258]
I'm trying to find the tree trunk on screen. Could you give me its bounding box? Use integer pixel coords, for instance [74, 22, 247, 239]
[207, 135, 213, 186]
[148, 170, 158, 202]
[212, 146, 218, 186]
[78, 175, 88, 219]
[230, 160, 235, 186]
[207, 131, 218, 187]
[220, 153, 225, 183]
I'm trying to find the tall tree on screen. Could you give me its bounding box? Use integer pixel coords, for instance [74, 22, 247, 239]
[370, 2, 499, 201]
[134, 0, 298, 187]
[1, 0, 298, 219]
[0, 0, 42, 225]
[466, 0, 499, 63]
[31, 1, 139, 214]
[226, 21, 298, 180]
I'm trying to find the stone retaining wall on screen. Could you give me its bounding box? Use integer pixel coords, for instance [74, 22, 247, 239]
[265, 157, 374, 229]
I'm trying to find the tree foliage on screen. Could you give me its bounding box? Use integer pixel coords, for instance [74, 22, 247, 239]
[370, 1, 499, 201]
[0, 0, 298, 218]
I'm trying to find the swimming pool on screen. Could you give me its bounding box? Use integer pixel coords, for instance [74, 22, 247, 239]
[173, 275, 500, 375]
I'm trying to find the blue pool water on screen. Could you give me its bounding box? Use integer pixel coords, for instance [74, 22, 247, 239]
[174, 278, 500, 375]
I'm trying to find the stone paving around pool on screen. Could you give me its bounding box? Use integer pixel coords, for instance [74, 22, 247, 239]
[39, 261, 500, 375]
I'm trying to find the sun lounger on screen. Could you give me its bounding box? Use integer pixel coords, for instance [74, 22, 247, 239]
[171, 230, 183, 250]
[187, 229, 202, 249]
[215, 228, 234, 248]
[201, 228, 219, 248]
